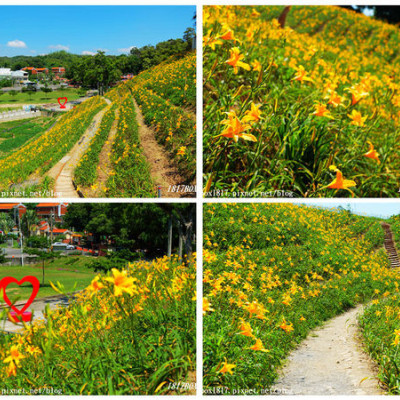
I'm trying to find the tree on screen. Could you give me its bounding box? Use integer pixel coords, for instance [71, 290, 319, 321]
[183, 27, 196, 50]
[340, 6, 400, 24]
[63, 203, 92, 232]
[84, 51, 121, 95]
[156, 204, 196, 261]
[0, 213, 15, 234]
[8, 90, 18, 100]
[62, 203, 195, 258]
[21, 209, 39, 238]
[41, 87, 53, 99]
[25, 241, 59, 285]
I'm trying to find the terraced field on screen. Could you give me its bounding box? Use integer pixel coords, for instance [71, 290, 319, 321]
[0, 52, 196, 198]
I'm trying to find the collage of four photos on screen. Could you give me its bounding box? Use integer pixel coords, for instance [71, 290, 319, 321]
[0, 2, 400, 396]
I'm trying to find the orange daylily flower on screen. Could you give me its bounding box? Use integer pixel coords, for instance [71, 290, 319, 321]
[292, 65, 314, 83]
[327, 91, 343, 107]
[312, 103, 332, 118]
[250, 338, 269, 352]
[242, 103, 262, 123]
[348, 110, 367, 127]
[217, 113, 257, 142]
[219, 359, 236, 375]
[203, 297, 215, 315]
[364, 141, 380, 164]
[6, 362, 17, 377]
[327, 166, 356, 190]
[177, 146, 186, 156]
[104, 268, 138, 297]
[87, 276, 104, 295]
[392, 329, 400, 346]
[219, 25, 238, 42]
[3, 346, 25, 365]
[348, 86, 369, 105]
[251, 59, 262, 72]
[203, 33, 223, 50]
[279, 318, 294, 333]
[238, 320, 254, 337]
[226, 47, 251, 74]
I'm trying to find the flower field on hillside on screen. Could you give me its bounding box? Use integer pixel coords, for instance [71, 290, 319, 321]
[203, 203, 400, 393]
[0, 256, 196, 395]
[74, 103, 117, 191]
[126, 53, 196, 182]
[73, 53, 196, 197]
[0, 117, 57, 159]
[105, 97, 154, 197]
[0, 97, 106, 194]
[203, 6, 400, 197]
[360, 292, 400, 394]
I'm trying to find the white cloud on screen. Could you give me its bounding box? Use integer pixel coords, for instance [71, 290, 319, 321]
[30, 50, 36, 54]
[97, 48, 109, 53]
[7, 40, 27, 48]
[49, 44, 70, 51]
[118, 46, 134, 53]
[82, 50, 96, 56]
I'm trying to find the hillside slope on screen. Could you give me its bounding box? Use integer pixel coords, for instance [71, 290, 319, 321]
[203, 6, 400, 197]
[203, 203, 400, 392]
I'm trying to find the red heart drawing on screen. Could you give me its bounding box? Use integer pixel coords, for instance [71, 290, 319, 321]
[57, 97, 68, 109]
[0, 276, 40, 315]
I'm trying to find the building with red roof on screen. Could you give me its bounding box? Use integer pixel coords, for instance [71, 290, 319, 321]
[0, 203, 26, 219]
[36, 203, 68, 222]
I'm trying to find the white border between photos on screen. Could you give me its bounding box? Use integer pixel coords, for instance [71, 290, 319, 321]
[0, 0, 399, 399]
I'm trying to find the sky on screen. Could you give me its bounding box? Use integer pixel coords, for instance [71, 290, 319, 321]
[292, 201, 400, 219]
[0, 6, 195, 57]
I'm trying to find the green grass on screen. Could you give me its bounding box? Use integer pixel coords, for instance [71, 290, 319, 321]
[0, 117, 57, 159]
[0, 241, 19, 249]
[0, 89, 81, 105]
[0, 256, 95, 302]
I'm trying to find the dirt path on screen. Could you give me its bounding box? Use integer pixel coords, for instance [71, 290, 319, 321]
[132, 99, 186, 198]
[271, 305, 383, 395]
[46, 99, 111, 197]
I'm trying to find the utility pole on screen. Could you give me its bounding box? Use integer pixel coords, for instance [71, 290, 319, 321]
[167, 216, 173, 257]
[18, 210, 23, 266]
[50, 209, 55, 244]
[178, 221, 183, 260]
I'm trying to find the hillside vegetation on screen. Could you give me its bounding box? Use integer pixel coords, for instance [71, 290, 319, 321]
[75, 52, 196, 197]
[0, 256, 196, 395]
[203, 203, 400, 393]
[0, 52, 195, 198]
[203, 6, 400, 197]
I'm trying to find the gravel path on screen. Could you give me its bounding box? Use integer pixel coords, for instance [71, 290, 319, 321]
[271, 305, 383, 395]
[46, 98, 111, 197]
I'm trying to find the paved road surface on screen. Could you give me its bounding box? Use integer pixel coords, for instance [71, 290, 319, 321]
[0, 295, 71, 334]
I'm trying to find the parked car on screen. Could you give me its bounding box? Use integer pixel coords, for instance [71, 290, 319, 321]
[66, 245, 75, 250]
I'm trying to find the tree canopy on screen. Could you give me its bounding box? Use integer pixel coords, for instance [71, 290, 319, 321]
[63, 203, 195, 256]
[0, 27, 196, 90]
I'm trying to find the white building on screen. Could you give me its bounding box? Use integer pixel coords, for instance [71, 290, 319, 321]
[0, 68, 28, 82]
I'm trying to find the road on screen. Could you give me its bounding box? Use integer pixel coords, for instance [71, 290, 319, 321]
[0, 294, 72, 334]
[1, 84, 67, 92]
[2, 246, 32, 258]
